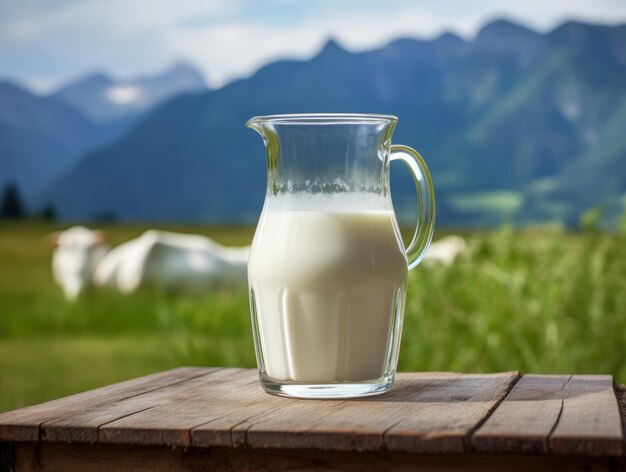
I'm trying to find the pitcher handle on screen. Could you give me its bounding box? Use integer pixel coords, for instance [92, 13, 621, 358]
[390, 145, 436, 270]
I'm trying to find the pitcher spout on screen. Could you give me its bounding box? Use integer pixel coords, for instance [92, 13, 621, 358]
[246, 116, 264, 135]
[246, 116, 279, 168]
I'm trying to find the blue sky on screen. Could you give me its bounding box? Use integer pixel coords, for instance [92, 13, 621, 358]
[2, 0, 626, 92]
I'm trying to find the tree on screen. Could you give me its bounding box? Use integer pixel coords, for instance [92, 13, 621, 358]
[0, 183, 25, 219]
[39, 205, 56, 221]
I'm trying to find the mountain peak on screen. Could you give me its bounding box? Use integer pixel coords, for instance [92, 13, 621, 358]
[473, 18, 543, 65]
[50, 61, 207, 122]
[318, 38, 347, 56]
[476, 18, 538, 42]
[166, 61, 201, 75]
[436, 31, 465, 45]
[549, 20, 608, 39]
[74, 72, 115, 88]
[157, 61, 207, 88]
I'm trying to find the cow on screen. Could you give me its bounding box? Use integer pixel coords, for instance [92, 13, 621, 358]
[48, 226, 110, 301]
[93, 230, 249, 295]
[49, 226, 249, 300]
[49, 227, 464, 301]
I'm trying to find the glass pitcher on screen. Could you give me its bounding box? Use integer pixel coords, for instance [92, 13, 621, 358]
[246, 113, 435, 399]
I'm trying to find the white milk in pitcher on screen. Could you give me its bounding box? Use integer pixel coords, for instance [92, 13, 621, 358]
[248, 196, 408, 383]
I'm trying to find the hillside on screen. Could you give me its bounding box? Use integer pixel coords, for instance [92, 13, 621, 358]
[0, 81, 126, 201]
[40, 20, 626, 226]
[50, 62, 208, 122]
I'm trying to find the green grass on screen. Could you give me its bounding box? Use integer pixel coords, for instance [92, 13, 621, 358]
[1, 221, 625, 412]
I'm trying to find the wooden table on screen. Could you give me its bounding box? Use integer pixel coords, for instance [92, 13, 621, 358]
[1, 368, 625, 471]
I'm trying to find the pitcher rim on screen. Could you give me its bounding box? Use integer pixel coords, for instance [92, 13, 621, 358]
[246, 113, 397, 126]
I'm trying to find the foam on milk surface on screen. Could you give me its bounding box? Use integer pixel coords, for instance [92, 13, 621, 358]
[248, 207, 408, 382]
[265, 192, 394, 213]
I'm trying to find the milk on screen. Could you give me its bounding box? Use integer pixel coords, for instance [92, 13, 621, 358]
[248, 203, 408, 383]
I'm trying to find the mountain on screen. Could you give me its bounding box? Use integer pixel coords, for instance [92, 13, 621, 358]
[0, 61, 208, 205]
[517, 22, 626, 225]
[41, 20, 626, 226]
[50, 62, 208, 122]
[0, 81, 128, 202]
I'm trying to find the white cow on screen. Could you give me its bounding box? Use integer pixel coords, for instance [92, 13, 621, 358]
[49, 226, 110, 300]
[423, 235, 467, 266]
[49, 226, 249, 300]
[50, 227, 464, 301]
[93, 230, 249, 295]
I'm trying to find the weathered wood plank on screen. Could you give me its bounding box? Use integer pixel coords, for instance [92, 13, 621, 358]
[40, 367, 226, 443]
[0, 367, 213, 442]
[616, 383, 626, 470]
[98, 368, 259, 446]
[3, 368, 623, 461]
[235, 373, 438, 451]
[383, 371, 520, 453]
[549, 375, 624, 457]
[472, 374, 570, 453]
[13, 441, 614, 472]
[236, 395, 349, 450]
[237, 372, 519, 453]
[190, 380, 305, 448]
[617, 384, 626, 449]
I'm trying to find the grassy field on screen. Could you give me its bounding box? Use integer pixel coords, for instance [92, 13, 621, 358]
[1, 221, 625, 412]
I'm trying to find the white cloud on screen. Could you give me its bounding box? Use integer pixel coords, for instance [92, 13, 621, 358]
[469, 0, 626, 31]
[0, 0, 239, 41]
[167, 6, 488, 88]
[2, 0, 626, 91]
[162, 0, 626, 88]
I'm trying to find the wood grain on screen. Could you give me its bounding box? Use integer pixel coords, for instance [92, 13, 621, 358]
[472, 374, 570, 453]
[235, 394, 350, 450]
[383, 371, 520, 453]
[227, 372, 519, 453]
[1, 368, 624, 462]
[224, 373, 445, 451]
[0, 367, 212, 442]
[616, 384, 626, 444]
[616, 383, 626, 471]
[190, 380, 307, 448]
[40, 367, 226, 443]
[12, 441, 614, 472]
[98, 368, 259, 446]
[549, 375, 624, 457]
